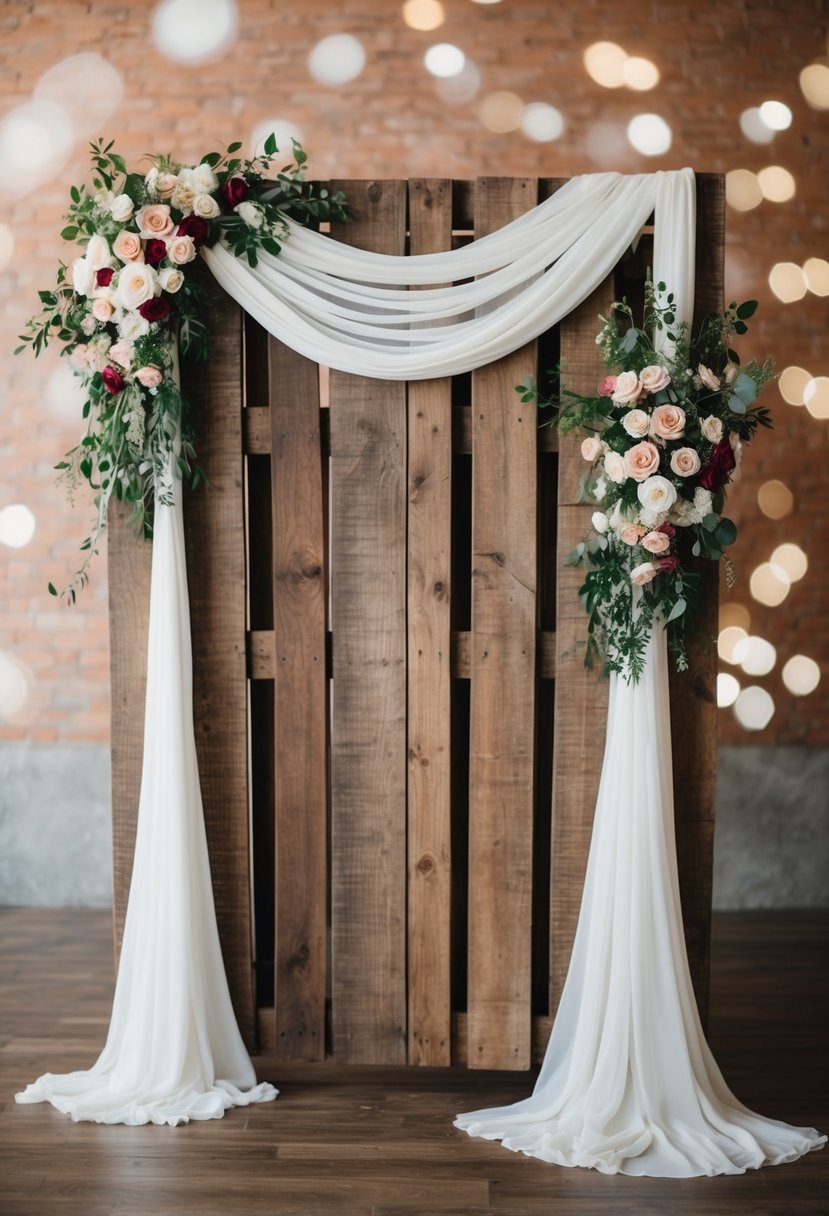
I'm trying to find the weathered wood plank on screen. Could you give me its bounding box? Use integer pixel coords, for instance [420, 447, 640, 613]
[269, 337, 328, 1060]
[549, 278, 614, 1014]
[328, 180, 408, 1063]
[407, 178, 454, 1066]
[181, 290, 256, 1049]
[467, 177, 538, 1070]
[108, 502, 152, 956]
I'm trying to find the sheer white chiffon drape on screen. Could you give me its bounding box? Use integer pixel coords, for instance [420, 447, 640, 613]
[16, 169, 825, 1164]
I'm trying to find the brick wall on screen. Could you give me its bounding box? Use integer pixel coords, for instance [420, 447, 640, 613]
[1, 0, 827, 747]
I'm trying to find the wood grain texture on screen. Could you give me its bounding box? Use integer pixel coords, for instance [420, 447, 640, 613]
[268, 337, 328, 1061]
[328, 180, 408, 1063]
[181, 290, 256, 1049]
[108, 500, 152, 956]
[407, 179, 454, 1066]
[467, 177, 538, 1070]
[549, 278, 614, 1013]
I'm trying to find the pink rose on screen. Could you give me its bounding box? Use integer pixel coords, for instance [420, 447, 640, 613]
[157, 172, 179, 199]
[136, 204, 174, 239]
[136, 364, 164, 388]
[166, 235, 197, 265]
[611, 370, 642, 404]
[603, 451, 626, 484]
[71, 345, 91, 370]
[581, 436, 602, 462]
[630, 561, 658, 587]
[598, 375, 617, 397]
[620, 523, 645, 545]
[621, 408, 650, 438]
[670, 447, 702, 477]
[697, 364, 721, 391]
[639, 364, 671, 394]
[109, 340, 134, 368]
[624, 441, 661, 482]
[650, 404, 686, 440]
[91, 298, 114, 322]
[113, 230, 144, 263]
[641, 529, 671, 555]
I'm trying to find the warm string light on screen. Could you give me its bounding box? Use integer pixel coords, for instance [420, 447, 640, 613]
[308, 34, 366, 85]
[152, 0, 238, 63]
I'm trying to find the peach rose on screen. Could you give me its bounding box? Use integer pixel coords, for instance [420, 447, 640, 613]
[620, 523, 646, 545]
[624, 441, 661, 482]
[581, 436, 602, 462]
[701, 415, 723, 443]
[622, 408, 650, 438]
[136, 364, 164, 388]
[697, 364, 721, 391]
[650, 404, 686, 440]
[166, 235, 197, 266]
[603, 451, 626, 484]
[91, 298, 114, 322]
[136, 204, 174, 240]
[611, 370, 642, 404]
[116, 263, 160, 311]
[85, 234, 112, 272]
[637, 474, 678, 514]
[193, 192, 221, 219]
[113, 230, 144, 263]
[639, 364, 671, 394]
[670, 447, 702, 477]
[157, 172, 179, 199]
[630, 561, 658, 587]
[109, 340, 134, 368]
[158, 266, 184, 293]
[641, 529, 671, 555]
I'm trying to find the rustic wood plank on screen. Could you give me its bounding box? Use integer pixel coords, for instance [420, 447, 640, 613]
[407, 178, 454, 1067]
[328, 180, 408, 1064]
[181, 288, 256, 1049]
[668, 171, 724, 1027]
[466, 177, 538, 1070]
[269, 337, 328, 1061]
[108, 501, 152, 956]
[549, 278, 614, 1015]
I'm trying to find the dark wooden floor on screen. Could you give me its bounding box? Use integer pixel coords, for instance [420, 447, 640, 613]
[0, 909, 826, 1215]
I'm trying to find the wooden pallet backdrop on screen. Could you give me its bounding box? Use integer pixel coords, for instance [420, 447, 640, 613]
[109, 174, 723, 1068]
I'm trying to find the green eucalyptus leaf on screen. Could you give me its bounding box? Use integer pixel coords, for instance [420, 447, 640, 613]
[728, 394, 747, 415]
[715, 517, 737, 546]
[733, 373, 757, 403]
[666, 597, 687, 623]
[703, 512, 720, 532]
[736, 299, 758, 320]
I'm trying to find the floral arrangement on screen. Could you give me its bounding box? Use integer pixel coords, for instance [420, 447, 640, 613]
[520, 281, 774, 680]
[17, 135, 348, 601]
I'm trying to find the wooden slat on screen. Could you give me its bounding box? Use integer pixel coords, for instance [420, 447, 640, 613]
[467, 177, 538, 1070]
[668, 172, 724, 1027]
[181, 289, 256, 1049]
[108, 501, 152, 955]
[407, 179, 454, 1066]
[328, 180, 408, 1063]
[549, 278, 614, 1014]
[269, 337, 328, 1060]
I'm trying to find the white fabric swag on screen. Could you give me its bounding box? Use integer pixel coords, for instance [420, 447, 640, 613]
[17, 169, 825, 1174]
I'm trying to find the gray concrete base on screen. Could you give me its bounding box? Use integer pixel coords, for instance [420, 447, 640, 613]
[0, 742, 826, 909]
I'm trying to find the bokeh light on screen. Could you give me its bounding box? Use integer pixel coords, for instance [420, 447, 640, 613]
[479, 91, 524, 133]
[719, 602, 751, 632]
[435, 60, 481, 103]
[804, 376, 829, 420]
[757, 479, 793, 520]
[733, 634, 777, 676]
[627, 113, 672, 156]
[0, 224, 13, 272]
[734, 686, 775, 731]
[308, 34, 366, 85]
[0, 504, 36, 548]
[0, 652, 30, 721]
[800, 62, 829, 109]
[152, 0, 238, 63]
[0, 100, 74, 199]
[782, 655, 821, 696]
[758, 99, 793, 130]
[771, 543, 808, 582]
[46, 363, 87, 420]
[583, 42, 628, 89]
[768, 261, 807, 303]
[804, 257, 829, 296]
[718, 625, 748, 664]
[778, 364, 811, 405]
[749, 561, 790, 607]
[584, 121, 630, 163]
[424, 43, 465, 77]
[402, 0, 445, 31]
[725, 169, 762, 212]
[35, 54, 123, 136]
[757, 165, 796, 202]
[622, 56, 660, 90]
[251, 118, 305, 159]
[739, 107, 775, 144]
[717, 673, 741, 708]
[521, 102, 565, 142]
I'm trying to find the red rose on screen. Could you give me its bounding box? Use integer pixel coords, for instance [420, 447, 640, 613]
[96, 267, 113, 287]
[659, 556, 681, 575]
[101, 365, 124, 395]
[657, 523, 676, 538]
[144, 238, 167, 266]
[221, 175, 248, 207]
[699, 438, 737, 492]
[176, 214, 209, 245]
[137, 297, 171, 323]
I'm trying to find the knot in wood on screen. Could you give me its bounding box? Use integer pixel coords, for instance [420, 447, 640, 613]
[287, 943, 310, 974]
[416, 854, 435, 875]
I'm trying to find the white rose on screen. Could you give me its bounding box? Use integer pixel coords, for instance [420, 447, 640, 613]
[639, 364, 671, 394]
[177, 167, 196, 189]
[71, 256, 95, 297]
[85, 234, 112, 273]
[94, 188, 115, 211]
[192, 162, 219, 194]
[235, 200, 263, 229]
[697, 364, 721, 392]
[603, 451, 626, 484]
[117, 263, 160, 311]
[110, 193, 134, 222]
[637, 475, 678, 514]
[701, 415, 723, 443]
[144, 167, 159, 196]
[608, 499, 631, 530]
[171, 183, 195, 213]
[622, 408, 650, 438]
[630, 561, 658, 587]
[118, 311, 151, 341]
[611, 370, 642, 404]
[193, 192, 221, 219]
[80, 314, 97, 336]
[592, 511, 609, 534]
[158, 266, 185, 293]
[593, 476, 607, 501]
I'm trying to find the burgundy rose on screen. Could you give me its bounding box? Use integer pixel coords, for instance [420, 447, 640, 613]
[659, 556, 681, 575]
[96, 267, 114, 287]
[657, 523, 676, 538]
[221, 175, 248, 207]
[176, 214, 209, 245]
[699, 438, 737, 492]
[144, 238, 167, 266]
[101, 365, 124, 395]
[137, 297, 171, 323]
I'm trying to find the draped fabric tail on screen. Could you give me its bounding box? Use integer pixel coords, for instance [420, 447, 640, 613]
[15, 472, 277, 1125]
[455, 625, 826, 1176]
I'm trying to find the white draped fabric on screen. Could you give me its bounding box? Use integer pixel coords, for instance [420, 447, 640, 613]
[17, 168, 825, 1169]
